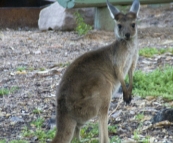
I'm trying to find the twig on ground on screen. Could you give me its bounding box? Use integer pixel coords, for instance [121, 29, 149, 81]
[108, 96, 123, 118]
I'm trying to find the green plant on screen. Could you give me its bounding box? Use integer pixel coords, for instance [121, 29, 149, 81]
[16, 66, 26, 72]
[31, 118, 44, 128]
[133, 130, 140, 141]
[34, 129, 47, 142]
[32, 108, 42, 114]
[74, 11, 92, 35]
[58, 62, 71, 67]
[21, 122, 55, 142]
[139, 47, 159, 57]
[72, 123, 118, 143]
[108, 125, 117, 134]
[110, 136, 121, 143]
[135, 113, 144, 121]
[80, 123, 99, 139]
[139, 47, 173, 57]
[40, 68, 45, 71]
[0, 87, 18, 96]
[28, 67, 34, 71]
[0, 140, 6, 143]
[22, 126, 33, 137]
[132, 66, 173, 100]
[141, 136, 150, 143]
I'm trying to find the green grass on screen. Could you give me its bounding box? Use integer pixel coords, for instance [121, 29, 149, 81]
[7, 120, 119, 143]
[0, 87, 18, 96]
[141, 136, 150, 143]
[21, 118, 56, 143]
[135, 113, 144, 121]
[0, 118, 147, 143]
[32, 108, 42, 114]
[0, 140, 6, 143]
[31, 118, 44, 128]
[139, 47, 173, 57]
[16, 66, 26, 72]
[132, 66, 173, 100]
[39, 68, 45, 71]
[28, 66, 34, 71]
[58, 62, 71, 67]
[72, 123, 119, 143]
[133, 130, 150, 143]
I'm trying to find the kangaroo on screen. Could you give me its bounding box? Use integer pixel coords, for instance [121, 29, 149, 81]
[51, 0, 140, 143]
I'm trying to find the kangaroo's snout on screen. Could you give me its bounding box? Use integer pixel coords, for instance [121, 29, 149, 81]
[125, 33, 130, 40]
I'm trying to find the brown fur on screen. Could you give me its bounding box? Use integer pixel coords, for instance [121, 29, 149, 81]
[51, 0, 140, 142]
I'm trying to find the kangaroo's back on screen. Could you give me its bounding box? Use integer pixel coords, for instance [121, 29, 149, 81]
[51, 0, 140, 143]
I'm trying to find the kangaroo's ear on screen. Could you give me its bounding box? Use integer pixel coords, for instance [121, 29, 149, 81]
[130, 0, 140, 17]
[106, 0, 120, 19]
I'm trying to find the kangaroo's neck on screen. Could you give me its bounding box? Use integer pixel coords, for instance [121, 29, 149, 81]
[107, 36, 138, 65]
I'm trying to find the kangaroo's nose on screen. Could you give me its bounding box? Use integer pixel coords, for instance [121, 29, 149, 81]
[125, 33, 130, 39]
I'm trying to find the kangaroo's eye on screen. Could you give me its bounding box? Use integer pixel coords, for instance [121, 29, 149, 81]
[131, 23, 135, 28]
[118, 24, 122, 29]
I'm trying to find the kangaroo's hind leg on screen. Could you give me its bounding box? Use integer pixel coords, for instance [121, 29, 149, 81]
[98, 85, 112, 143]
[51, 113, 77, 143]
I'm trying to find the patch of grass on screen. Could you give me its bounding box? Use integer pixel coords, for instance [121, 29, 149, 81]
[22, 126, 33, 138]
[139, 47, 173, 57]
[0, 140, 6, 143]
[28, 67, 34, 71]
[58, 62, 71, 67]
[32, 108, 42, 114]
[135, 113, 144, 121]
[79, 123, 99, 142]
[110, 136, 121, 143]
[0, 86, 18, 96]
[16, 66, 26, 72]
[21, 120, 56, 142]
[133, 130, 150, 143]
[31, 118, 44, 128]
[108, 125, 117, 134]
[132, 66, 173, 100]
[40, 68, 45, 71]
[141, 136, 150, 143]
[72, 123, 119, 143]
[74, 11, 92, 35]
[5, 119, 151, 143]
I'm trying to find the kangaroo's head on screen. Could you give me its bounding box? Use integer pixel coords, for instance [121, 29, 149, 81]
[107, 0, 140, 40]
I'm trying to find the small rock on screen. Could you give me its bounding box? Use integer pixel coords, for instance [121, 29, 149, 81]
[10, 116, 24, 123]
[0, 112, 5, 117]
[129, 110, 135, 115]
[111, 110, 122, 119]
[151, 108, 173, 124]
[46, 115, 56, 129]
[0, 32, 4, 41]
[6, 113, 11, 118]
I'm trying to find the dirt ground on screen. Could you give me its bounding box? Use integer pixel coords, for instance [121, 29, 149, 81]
[0, 4, 173, 143]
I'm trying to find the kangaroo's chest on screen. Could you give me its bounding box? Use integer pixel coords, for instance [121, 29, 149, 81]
[122, 45, 137, 77]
